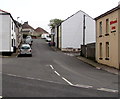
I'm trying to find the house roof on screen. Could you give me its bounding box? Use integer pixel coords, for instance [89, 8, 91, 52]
[35, 27, 48, 33]
[0, 9, 9, 13]
[22, 22, 35, 30]
[63, 10, 94, 23]
[95, 5, 120, 20]
[0, 9, 19, 28]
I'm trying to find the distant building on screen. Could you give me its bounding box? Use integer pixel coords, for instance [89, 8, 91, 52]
[22, 21, 35, 37]
[34, 27, 48, 37]
[95, 4, 120, 69]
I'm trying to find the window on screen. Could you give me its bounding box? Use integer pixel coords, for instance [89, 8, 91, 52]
[12, 39, 14, 47]
[99, 21, 102, 37]
[12, 22, 13, 30]
[105, 19, 109, 36]
[99, 43, 103, 60]
[105, 42, 109, 60]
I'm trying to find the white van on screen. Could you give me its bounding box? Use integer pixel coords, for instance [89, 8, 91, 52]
[41, 34, 49, 39]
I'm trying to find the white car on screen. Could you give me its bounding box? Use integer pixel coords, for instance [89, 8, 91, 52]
[25, 36, 33, 45]
[18, 44, 32, 57]
[46, 37, 51, 42]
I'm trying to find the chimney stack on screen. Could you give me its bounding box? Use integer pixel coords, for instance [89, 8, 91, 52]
[24, 21, 28, 24]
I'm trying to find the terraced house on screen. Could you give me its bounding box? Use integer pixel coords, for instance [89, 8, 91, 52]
[95, 4, 120, 69]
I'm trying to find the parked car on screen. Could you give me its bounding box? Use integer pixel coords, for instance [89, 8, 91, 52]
[25, 36, 33, 46]
[18, 44, 32, 57]
[46, 37, 51, 42]
[41, 34, 49, 39]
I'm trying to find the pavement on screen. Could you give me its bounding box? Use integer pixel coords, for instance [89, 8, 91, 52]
[0, 51, 18, 58]
[76, 56, 119, 75]
[51, 46, 119, 75]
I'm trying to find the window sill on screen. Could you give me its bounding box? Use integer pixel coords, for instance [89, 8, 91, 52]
[105, 58, 109, 60]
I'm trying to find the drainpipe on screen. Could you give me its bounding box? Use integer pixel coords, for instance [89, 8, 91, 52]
[83, 15, 86, 45]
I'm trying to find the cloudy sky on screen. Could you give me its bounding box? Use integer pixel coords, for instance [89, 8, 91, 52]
[1, 0, 120, 32]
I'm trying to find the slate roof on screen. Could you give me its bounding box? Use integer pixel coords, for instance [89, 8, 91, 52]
[0, 9, 19, 28]
[0, 9, 9, 13]
[95, 5, 120, 20]
[22, 22, 35, 30]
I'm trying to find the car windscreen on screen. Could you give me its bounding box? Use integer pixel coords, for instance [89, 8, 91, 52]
[21, 46, 30, 49]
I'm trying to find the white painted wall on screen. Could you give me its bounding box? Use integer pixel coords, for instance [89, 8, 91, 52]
[0, 14, 2, 52]
[61, 11, 95, 49]
[0, 15, 11, 52]
[0, 12, 16, 52]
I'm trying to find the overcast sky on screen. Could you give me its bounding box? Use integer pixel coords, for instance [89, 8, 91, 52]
[1, 0, 120, 32]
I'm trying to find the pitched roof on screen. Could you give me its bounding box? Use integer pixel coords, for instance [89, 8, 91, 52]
[95, 5, 120, 20]
[35, 27, 48, 33]
[0, 9, 9, 13]
[0, 9, 19, 28]
[22, 22, 34, 30]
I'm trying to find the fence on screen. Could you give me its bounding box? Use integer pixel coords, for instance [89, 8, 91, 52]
[81, 43, 95, 60]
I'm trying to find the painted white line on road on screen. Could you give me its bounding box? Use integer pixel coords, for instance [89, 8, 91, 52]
[7, 73, 22, 78]
[73, 84, 93, 88]
[4, 73, 65, 85]
[26, 77, 35, 80]
[5, 73, 119, 93]
[97, 88, 118, 93]
[62, 77, 73, 86]
[54, 71, 60, 76]
[50, 65, 54, 70]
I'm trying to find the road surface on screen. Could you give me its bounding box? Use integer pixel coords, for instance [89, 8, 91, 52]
[2, 39, 119, 97]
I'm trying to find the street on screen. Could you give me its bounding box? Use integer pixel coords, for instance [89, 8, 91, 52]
[2, 39, 119, 97]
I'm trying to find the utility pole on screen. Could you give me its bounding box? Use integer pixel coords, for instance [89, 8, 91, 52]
[83, 15, 86, 45]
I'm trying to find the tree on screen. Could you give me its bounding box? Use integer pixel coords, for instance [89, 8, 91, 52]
[48, 18, 63, 29]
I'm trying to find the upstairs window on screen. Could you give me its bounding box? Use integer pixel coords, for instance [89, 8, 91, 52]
[12, 22, 13, 30]
[105, 19, 109, 36]
[99, 21, 102, 37]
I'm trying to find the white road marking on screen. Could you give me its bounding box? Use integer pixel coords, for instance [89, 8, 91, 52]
[97, 88, 118, 93]
[4, 73, 64, 85]
[96, 67, 101, 70]
[62, 77, 73, 86]
[50, 65, 54, 70]
[73, 84, 93, 88]
[26, 77, 35, 80]
[54, 71, 60, 76]
[7, 73, 22, 78]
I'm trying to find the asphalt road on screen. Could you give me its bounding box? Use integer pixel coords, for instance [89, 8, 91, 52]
[2, 39, 119, 97]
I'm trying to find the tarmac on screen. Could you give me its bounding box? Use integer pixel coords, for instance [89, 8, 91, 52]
[0, 46, 119, 75]
[51, 46, 119, 75]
